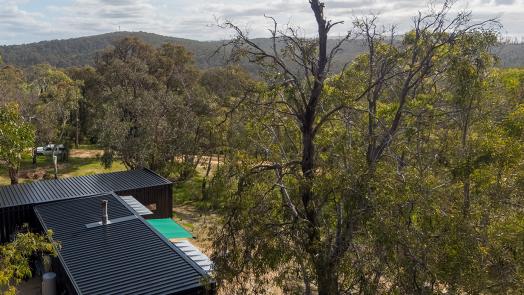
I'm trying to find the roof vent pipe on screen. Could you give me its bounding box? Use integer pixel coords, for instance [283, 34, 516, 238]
[101, 200, 108, 225]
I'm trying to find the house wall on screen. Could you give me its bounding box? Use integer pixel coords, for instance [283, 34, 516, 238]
[51, 256, 79, 295]
[0, 204, 38, 242]
[116, 184, 173, 219]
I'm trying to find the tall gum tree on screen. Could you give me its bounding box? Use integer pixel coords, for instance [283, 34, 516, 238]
[0, 103, 35, 184]
[27, 64, 81, 152]
[211, 1, 499, 294]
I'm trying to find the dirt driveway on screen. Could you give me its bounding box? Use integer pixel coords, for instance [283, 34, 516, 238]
[68, 149, 103, 158]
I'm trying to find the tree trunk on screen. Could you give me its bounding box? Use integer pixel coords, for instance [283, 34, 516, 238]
[462, 177, 471, 217]
[75, 108, 80, 148]
[201, 156, 213, 200]
[316, 259, 339, 295]
[32, 147, 37, 166]
[8, 166, 18, 185]
[298, 256, 313, 295]
[53, 154, 58, 179]
[461, 115, 471, 217]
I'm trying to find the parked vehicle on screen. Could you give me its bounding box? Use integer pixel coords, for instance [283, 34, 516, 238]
[35, 144, 66, 156]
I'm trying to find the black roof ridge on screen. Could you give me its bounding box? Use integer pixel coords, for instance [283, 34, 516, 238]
[33, 192, 116, 207]
[7, 168, 172, 188]
[22, 190, 126, 209]
[0, 168, 172, 208]
[142, 167, 173, 184]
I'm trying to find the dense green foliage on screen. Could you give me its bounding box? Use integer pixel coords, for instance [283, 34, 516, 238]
[90, 37, 226, 178]
[211, 52, 524, 294]
[203, 3, 524, 294]
[0, 63, 82, 182]
[27, 64, 82, 147]
[0, 231, 55, 295]
[0, 103, 35, 184]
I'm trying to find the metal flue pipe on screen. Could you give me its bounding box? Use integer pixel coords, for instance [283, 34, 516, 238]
[101, 200, 108, 225]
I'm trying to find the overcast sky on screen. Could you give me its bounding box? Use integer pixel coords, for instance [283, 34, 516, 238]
[0, 0, 523, 45]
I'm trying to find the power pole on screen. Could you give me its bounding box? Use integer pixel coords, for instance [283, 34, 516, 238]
[53, 155, 58, 179]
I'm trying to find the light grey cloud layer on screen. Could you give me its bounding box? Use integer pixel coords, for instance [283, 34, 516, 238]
[0, 0, 523, 45]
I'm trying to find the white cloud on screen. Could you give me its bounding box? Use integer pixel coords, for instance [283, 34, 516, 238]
[0, 1, 54, 43]
[49, 0, 157, 33]
[0, 0, 523, 45]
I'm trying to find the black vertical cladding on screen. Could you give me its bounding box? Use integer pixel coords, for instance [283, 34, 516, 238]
[0, 169, 173, 243]
[115, 184, 172, 219]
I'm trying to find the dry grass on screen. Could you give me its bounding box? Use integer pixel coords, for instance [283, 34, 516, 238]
[68, 148, 103, 158]
[172, 205, 217, 258]
[171, 204, 289, 295]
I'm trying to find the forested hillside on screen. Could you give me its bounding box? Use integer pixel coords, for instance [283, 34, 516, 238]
[2, 31, 523, 75]
[0, 31, 368, 74]
[0, 32, 214, 68]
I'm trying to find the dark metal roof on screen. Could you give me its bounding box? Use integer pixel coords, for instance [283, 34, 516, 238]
[119, 195, 154, 216]
[0, 169, 171, 208]
[174, 240, 213, 273]
[34, 193, 211, 295]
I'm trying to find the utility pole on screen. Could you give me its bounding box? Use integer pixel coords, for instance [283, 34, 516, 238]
[53, 155, 58, 179]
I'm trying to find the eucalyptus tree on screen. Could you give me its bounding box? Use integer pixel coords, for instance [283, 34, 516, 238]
[443, 32, 498, 217]
[95, 38, 217, 178]
[0, 66, 27, 106]
[210, 1, 500, 294]
[198, 66, 258, 199]
[27, 64, 81, 153]
[66, 66, 101, 147]
[95, 37, 177, 172]
[0, 103, 35, 184]
[0, 65, 36, 183]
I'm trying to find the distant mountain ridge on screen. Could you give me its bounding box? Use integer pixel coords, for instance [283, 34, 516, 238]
[0, 32, 222, 69]
[1, 31, 523, 75]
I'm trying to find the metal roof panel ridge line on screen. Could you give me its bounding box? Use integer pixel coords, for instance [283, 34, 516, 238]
[0, 169, 171, 209]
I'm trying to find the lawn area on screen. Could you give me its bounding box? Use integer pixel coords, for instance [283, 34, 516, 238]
[0, 146, 126, 186]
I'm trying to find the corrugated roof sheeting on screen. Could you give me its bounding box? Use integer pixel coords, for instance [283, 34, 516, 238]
[119, 195, 153, 216]
[173, 240, 213, 273]
[0, 169, 171, 208]
[34, 194, 210, 295]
